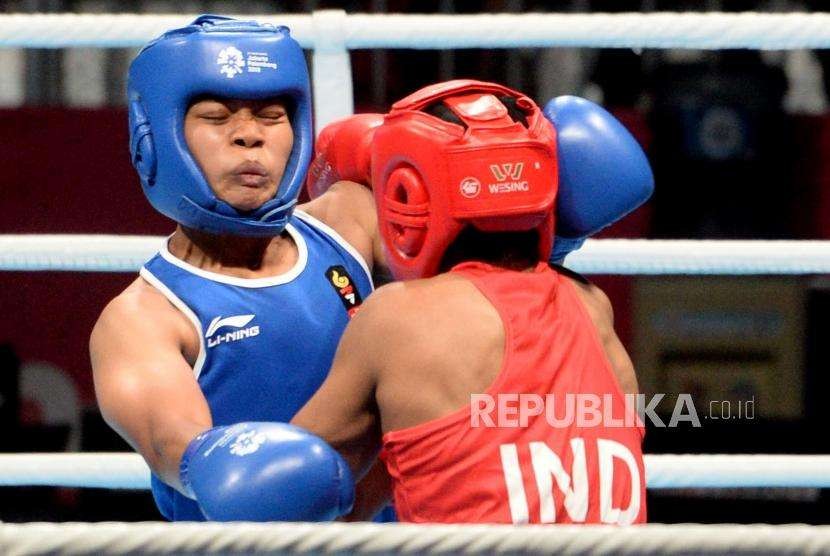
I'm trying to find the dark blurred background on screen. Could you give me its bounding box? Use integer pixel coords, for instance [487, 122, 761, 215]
[2, 0, 830, 524]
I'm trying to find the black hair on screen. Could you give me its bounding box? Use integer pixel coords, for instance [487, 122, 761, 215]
[438, 227, 541, 274]
[423, 101, 466, 127]
[422, 93, 530, 129]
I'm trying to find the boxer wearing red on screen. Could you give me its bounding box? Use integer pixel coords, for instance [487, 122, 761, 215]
[381, 261, 644, 524]
[292, 80, 646, 524]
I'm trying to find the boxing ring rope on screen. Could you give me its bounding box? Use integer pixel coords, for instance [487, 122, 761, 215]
[2, 11, 830, 130]
[3, 522, 830, 555]
[3, 12, 830, 48]
[3, 236, 830, 275]
[2, 452, 829, 490]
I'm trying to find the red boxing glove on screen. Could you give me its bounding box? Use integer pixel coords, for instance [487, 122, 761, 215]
[306, 113, 384, 199]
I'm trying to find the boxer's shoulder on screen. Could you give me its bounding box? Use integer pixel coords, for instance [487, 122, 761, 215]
[299, 180, 376, 265]
[301, 179, 376, 229]
[365, 273, 488, 318]
[564, 274, 615, 338]
[356, 274, 501, 357]
[92, 276, 196, 356]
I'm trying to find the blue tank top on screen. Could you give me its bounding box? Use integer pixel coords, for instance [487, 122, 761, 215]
[139, 211, 373, 521]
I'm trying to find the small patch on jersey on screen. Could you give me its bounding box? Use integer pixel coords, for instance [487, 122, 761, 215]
[326, 265, 364, 318]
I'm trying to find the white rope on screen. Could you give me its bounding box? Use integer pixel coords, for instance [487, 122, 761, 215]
[0, 235, 163, 272]
[0, 13, 312, 49]
[566, 239, 830, 275]
[644, 454, 830, 488]
[2, 522, 830, 555]
[0, 453, 151, 489]
[2, 235, 829, 275]
[2, 12, 830, 50]
[2, 453, 830, 490]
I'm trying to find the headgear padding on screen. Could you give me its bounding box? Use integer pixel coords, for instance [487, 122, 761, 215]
[372, 80, 558, 280]
[127, 15, 312, 236]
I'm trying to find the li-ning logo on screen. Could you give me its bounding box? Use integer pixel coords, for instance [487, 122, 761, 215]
[205, 314, 260, 348]
[488, 162, 529, 194]
[217, 47, 246, 78]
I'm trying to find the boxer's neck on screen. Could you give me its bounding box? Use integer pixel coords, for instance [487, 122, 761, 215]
[167, 225, 298, 279]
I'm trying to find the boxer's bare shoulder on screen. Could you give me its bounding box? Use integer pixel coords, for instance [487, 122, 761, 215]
[568, 277, 614, 331]
[360, 273, 501, 351]
[566, 276, 638, 396]
[357, 274, 504, 431]
[299, 180, 378, 269]
[91, 276, 198, 367]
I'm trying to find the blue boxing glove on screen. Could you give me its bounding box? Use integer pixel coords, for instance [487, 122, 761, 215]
[179, 422, 354, 521]
[544, 96, 654, 263]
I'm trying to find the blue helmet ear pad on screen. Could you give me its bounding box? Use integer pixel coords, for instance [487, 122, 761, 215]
[128, 99, 157, 188]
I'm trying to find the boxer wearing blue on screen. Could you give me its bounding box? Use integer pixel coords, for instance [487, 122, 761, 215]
[92, 16, 378, 521]
[139, 209, 371, 520]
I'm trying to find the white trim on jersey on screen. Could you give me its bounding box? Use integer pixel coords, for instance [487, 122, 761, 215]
[293, 210, 375, 291]
[156, 224, 309, 289]
[138, 267, 207, 380]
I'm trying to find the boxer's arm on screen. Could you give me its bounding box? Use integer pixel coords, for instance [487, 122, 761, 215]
[569, 278, 639, 396]
[292, 292, 396, 519]
[300, 181, 386, 272]
[342, 459, 393, 522]
[90, 285, 211, 493]
[299, 113, 388, 273]
[291, 294, 385, 478]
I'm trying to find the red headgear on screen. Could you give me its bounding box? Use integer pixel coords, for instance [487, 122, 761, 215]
[372, 80, 558, 281]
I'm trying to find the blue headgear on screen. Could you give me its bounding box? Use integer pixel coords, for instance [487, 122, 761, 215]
[127, 15, 312, 236]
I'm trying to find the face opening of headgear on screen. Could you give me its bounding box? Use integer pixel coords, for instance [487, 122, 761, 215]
[127, 14, 312, 237]
[371, 79, 559, 281]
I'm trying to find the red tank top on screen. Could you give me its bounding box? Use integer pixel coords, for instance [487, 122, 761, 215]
[380, 261, 645, 524]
